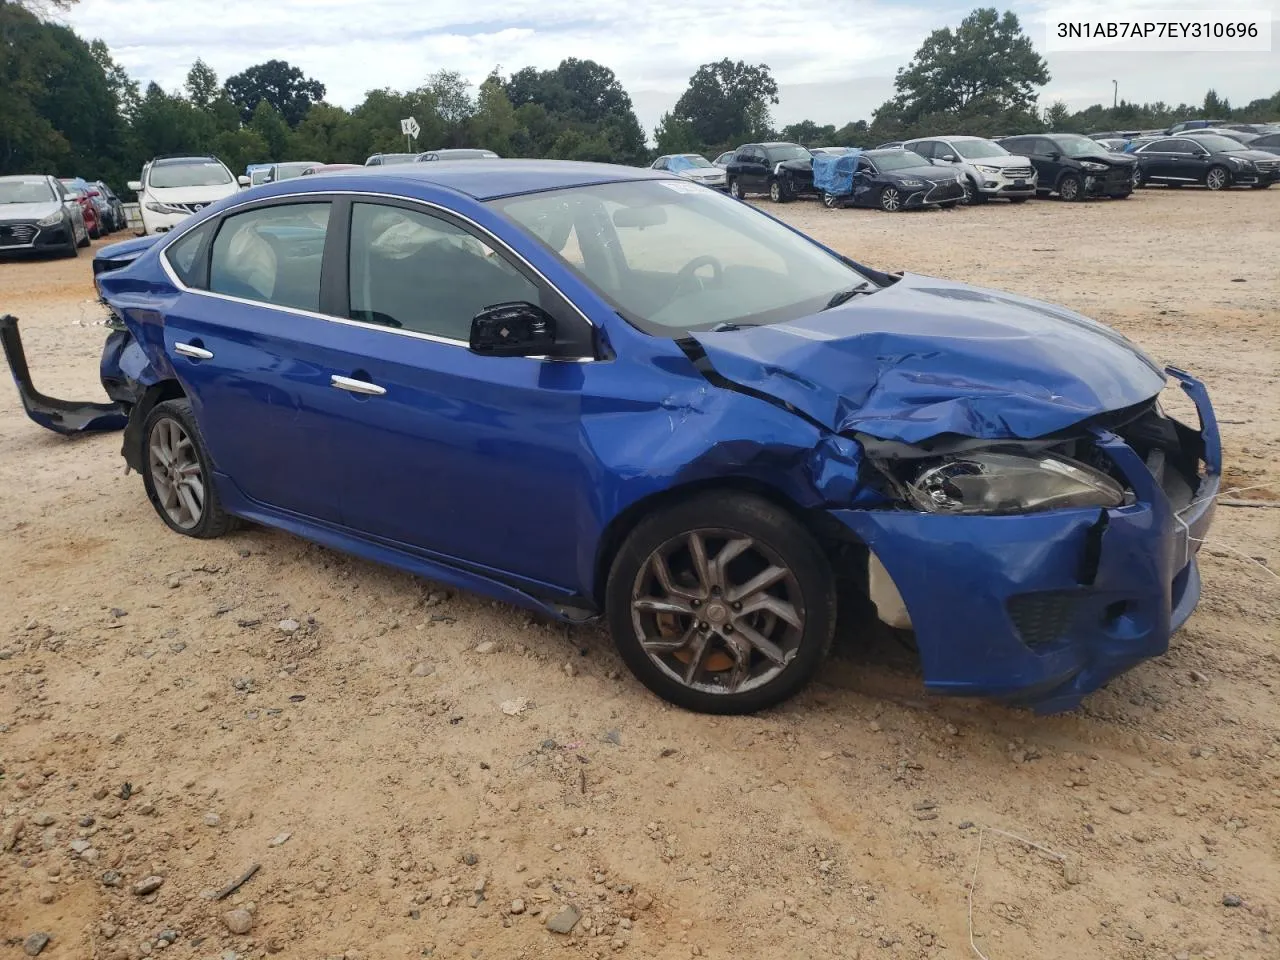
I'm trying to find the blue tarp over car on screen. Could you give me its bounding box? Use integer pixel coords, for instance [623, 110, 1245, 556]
[812, 150, 861, 196]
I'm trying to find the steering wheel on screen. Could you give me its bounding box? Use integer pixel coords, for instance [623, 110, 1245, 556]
[673, 255, 725, 298]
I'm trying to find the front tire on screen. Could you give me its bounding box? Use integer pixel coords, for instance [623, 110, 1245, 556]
[62, 220, 79, 258]
[769, 179, 791, 203]
[1205, 165, 1230, 191]
[728, 179, 743, 200]
[879, 186, 903, 212]
[605, 493, 836, 715]
[1057, 174, 1083, 201]
[141, 398, 236, 539]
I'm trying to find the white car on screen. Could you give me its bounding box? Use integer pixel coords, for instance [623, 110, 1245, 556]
[129, 156, 249, 235]
[902, 136, 1037, 204]
[650, 154, 727, 190]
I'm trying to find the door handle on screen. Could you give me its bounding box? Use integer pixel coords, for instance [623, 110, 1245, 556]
[174, 342, 213, 360]
[331, 374, 386, 396]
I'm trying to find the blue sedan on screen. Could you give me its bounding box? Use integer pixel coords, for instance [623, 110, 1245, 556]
[1, 160, 1220, 715]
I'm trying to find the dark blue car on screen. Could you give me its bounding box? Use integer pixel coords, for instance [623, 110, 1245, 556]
[1, 160, 1220, 715]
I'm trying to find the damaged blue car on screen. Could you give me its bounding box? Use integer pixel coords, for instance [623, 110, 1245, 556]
[1, 160, 1220, 715]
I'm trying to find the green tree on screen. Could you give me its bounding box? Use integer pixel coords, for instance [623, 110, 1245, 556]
[780, 120, 837, 145]
[653, 112, 700, 155]
[185, 58, 220, 110]
[1202, 89, 1231, 115]
[90, 39, 139, 120]
[468, 75, 518, 156]
[503, 59, 646, 163]
[224, 59, 325, 126]
[1044, 100, 1071, 131]
[669, 59, 779, 150]
[887, 8, 1048, 124]
[249, 100, 290, 158]
[289, 102, 362, 163]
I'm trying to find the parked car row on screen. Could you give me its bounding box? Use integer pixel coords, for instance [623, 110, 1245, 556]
[0, 173, 130, 257]
[365, 149, 500, 166]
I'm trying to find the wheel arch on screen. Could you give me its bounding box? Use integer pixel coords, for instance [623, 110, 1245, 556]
[122, 378, 188, 473]
[590, 476, 866, 611]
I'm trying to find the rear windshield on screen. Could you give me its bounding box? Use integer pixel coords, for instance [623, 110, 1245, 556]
[149, 161, 233, 189]
[0, 178, 55, 203]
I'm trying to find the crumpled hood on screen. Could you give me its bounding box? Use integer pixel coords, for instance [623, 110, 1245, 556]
[777, 158, 815, 177]
[690, 273, 1167, 445]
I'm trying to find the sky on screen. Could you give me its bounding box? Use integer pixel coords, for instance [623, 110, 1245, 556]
[66, 0, 1280, 137]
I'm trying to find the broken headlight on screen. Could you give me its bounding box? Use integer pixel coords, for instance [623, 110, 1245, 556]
[906, 452, 1126, 515]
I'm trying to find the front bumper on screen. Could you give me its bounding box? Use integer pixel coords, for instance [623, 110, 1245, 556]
[1084, 171, 1134, 196]
[139, 207, 191, 234]
[1231, 166, 1279, 186]
[0, 219, 74, 251]
[975, 171, 1037, 196]
[834, 368, 1220, 713]
[904, 179, 966, 207]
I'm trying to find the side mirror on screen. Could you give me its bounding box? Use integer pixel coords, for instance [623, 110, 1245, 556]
[1048, 152, 1062, 161]
[238, 175, 251, 186]
[127, 180, 142, 192]
[941, 153, 957, 162]
[469, 302, 556, 357]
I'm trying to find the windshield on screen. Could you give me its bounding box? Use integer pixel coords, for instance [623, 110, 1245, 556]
[871, 150, 929, 171]
[1054, 135, 1111, 158]
[148, 161, 232, 189]
[952, 140, 1009, 160]
[671, 155, 713, 170]
[490, 180, 873, 336]
[765, 145, 812, 163]
[273, 162, 316, 180]
[0, 178, 56, 204]
[1189, 135, 1245, 153]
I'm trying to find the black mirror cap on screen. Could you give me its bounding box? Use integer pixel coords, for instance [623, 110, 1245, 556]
[469, 301, 557, 357]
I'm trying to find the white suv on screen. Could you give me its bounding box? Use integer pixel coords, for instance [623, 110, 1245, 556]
[129, 156, 248, 234]
[903, 136, 1037, 204]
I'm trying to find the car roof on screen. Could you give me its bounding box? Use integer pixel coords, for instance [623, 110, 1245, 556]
[760, 142, 804, 148]
[254, 159, 673, 201]
[909, 135, 985, 142]
[152, 156, 221, 166]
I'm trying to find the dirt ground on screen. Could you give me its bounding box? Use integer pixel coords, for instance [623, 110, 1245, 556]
[1, 188, 1278, 960]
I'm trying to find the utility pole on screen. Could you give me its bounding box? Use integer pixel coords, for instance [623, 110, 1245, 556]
[1112, 80, 1118, 109]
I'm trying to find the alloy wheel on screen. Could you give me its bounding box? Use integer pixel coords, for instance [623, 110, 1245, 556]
[729, 180, 742, 199]
[629, 529, 806, 696]
[1206, 167, 1228, 190]
[960, 180, 974, 205]
[148, 417, 204, 530]
[880, 187, 902, 212]
[1060, 177, 1080, 201]
[769, 181, 782, 202]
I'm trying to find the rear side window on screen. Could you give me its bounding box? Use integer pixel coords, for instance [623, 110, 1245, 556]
[164, 221, 215, 288]
[209, 203, 331, 311]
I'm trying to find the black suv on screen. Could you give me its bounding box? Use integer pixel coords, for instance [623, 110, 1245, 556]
[725, 142, 817, 202]
[1132, 133, 1279, 190]
[997, 134, 1135, 201]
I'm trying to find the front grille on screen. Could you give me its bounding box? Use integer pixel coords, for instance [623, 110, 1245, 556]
[1003, 166, 1034, 178]
[1008, 591, 1078, 648]
[0, 223, 38, 247]
[163, 203, 205, 215]
[1255, 160, 1278, 173]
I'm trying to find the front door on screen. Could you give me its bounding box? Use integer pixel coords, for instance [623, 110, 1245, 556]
[316, 199, 595, 593]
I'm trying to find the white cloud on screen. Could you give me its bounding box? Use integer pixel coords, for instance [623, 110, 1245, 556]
[68, 0, 1280, 136]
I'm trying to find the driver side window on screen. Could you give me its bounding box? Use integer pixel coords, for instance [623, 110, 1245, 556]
[347, 202, 540, 341]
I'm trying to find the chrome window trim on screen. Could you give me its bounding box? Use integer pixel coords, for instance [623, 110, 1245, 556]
[156, 188, 600, 359]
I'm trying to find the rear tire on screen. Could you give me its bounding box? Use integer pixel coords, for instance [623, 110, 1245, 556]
[141, 398, 237, 540]
[605, 492, 836, 715]
[821, 191, 840, 209]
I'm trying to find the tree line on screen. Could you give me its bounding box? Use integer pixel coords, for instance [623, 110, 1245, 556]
[3, 1, 1279, 197]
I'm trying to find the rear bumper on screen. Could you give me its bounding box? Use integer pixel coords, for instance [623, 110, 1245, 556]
[833, 368, 1220, 713]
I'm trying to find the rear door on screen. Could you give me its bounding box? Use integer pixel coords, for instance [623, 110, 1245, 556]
[158, 199, 349, 521]
[1138, 139, 1181, 180]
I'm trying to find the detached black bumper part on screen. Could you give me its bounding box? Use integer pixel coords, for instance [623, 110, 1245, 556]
[0, 314, 127, 435]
